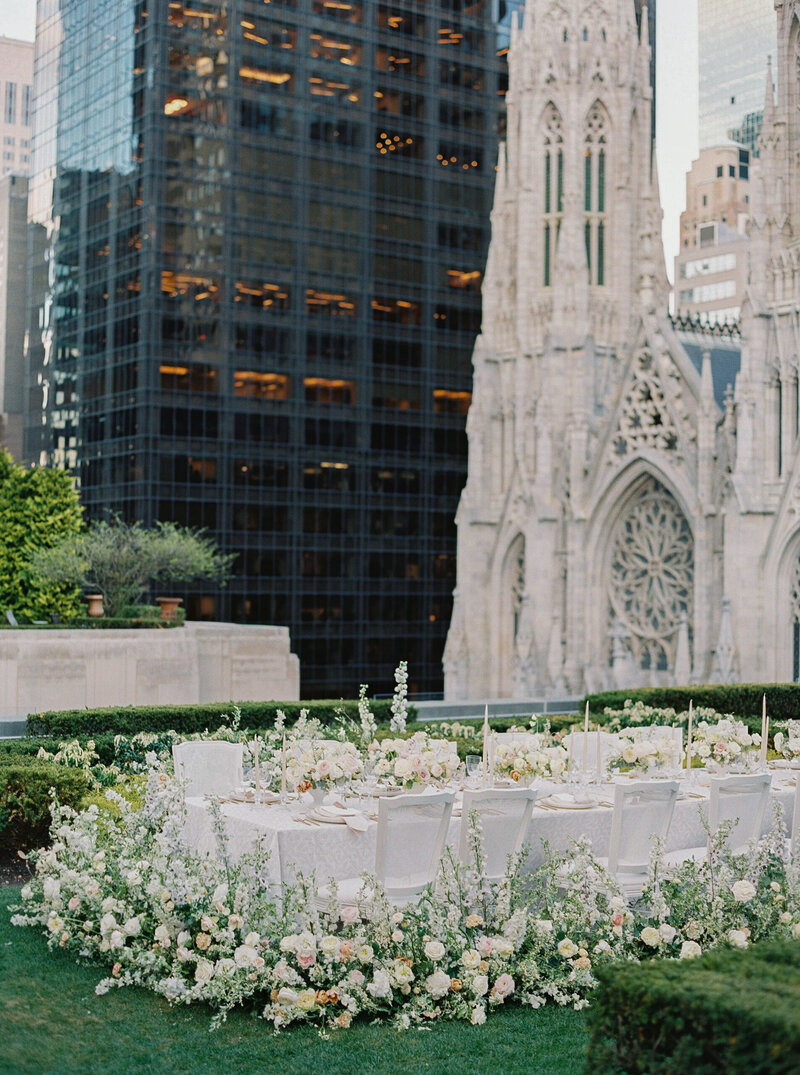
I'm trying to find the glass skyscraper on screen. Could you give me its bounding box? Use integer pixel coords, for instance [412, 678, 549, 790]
[25, 0, 513, 698]
[698, 0, 776, 154]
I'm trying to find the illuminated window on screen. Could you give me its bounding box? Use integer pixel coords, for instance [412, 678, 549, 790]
[371, 297, 422, 324]
[446, 268, 481, 291]
[304, 377, 357, 404]
[306, 289, 357, 316]
[161, 271, 220, 302]
[313, 0, 362, 23]
[160, 363, 219, 393]
[309, 33, 362, 64]
[376, 47, 425, 76]
[233, 371, 290, 399]
[239, 66, 294, 89]
[309, 75, 361, 103]
[433, 388, 471, 414]
[234, 280, 290, 310]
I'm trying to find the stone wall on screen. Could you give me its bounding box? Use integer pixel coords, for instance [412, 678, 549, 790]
[0, 622, 300, 717]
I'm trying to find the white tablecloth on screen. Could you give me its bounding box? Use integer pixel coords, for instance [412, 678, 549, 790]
[183, 777, 797, 888]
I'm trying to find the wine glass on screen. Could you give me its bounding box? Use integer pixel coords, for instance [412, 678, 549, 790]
[465, 755, 482, 787]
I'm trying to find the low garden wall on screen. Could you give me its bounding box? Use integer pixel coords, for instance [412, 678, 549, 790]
[0, 622, 299, 716]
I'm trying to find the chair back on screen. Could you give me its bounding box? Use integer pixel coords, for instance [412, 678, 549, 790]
[791, 775, 800, 859]
[607, 779, 679, 875]
[459, 787, 536, 880]
[172, 740, 243, 797]
[375, 791, 454, 900]
[708, 772, 772, 852]
[565, 730, 618, 770]
[494, 731, 541, 746]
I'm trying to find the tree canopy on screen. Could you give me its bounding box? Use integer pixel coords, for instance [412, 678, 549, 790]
[30, 517, 235, 618]
[0, 453, 84, 621]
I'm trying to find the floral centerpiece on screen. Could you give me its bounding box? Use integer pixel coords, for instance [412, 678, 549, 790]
[367, 731, 460, 789]
[773, 720, 800, 763]
[494, 737, 568, 782]
[605, 735, 682, 774]
[284, 740, 363, 793]
[692, 717, 760, 770]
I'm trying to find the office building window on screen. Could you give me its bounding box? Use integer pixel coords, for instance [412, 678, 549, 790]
[4, 82, 16, 124]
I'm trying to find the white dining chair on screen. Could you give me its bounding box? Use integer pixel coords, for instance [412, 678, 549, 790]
[664, 771, 773, 868]
[459, 787, 537, 881]
[564, 730, 619, 771]
[172, 740, 244, 798]
[494, 731, 541, 746]
[597, 780, 679, 899]
[628, 725, 683, 748]
[317, 790, 455, 908]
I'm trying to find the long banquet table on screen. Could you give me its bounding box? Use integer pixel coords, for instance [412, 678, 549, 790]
[183, 774, 798, 890]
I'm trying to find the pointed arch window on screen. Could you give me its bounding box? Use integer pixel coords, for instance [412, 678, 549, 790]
[583, 103, 608, 287]
[791, 557, 800, 681]
[542, 104, 563, 288]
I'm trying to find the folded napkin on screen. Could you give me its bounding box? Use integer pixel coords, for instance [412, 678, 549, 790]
[344, 813, 370, 833]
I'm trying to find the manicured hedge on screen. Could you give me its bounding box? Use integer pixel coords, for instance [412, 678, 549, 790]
[0, 735, 118, 766]
[585, 941, 800, 1074]
[586, 684, 800, 725]
[26, 699, 412, 739]
[0, 758, 90, 852]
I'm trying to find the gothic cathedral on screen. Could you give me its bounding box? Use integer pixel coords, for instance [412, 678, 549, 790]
[444, 0, 800, 699]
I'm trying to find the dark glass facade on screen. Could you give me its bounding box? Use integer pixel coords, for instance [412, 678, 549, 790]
[25, 0, 513, 698]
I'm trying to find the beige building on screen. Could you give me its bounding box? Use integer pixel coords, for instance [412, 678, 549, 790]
[675, 146, 750, 325]
[0, 38, 33, 178]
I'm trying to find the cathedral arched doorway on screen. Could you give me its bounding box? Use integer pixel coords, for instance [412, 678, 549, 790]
[605, 476, 694, 680]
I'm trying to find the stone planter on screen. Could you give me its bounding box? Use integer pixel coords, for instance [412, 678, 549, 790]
[156, 596, 183, 621]
[85, 594, 104, 618]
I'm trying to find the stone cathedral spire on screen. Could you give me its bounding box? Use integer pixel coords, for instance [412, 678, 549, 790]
[444, 0, 728, 700]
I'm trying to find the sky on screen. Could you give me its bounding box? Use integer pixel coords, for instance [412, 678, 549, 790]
[0, 0, 698, 283]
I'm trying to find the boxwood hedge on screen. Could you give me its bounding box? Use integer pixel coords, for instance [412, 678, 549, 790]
[26, 698, 411, 739]
[585, 941, 800, 1074]
[585, 684, 800, 728]
[0, 758, 90, 853]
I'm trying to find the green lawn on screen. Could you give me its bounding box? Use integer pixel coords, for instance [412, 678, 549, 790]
[1, 886, 589, 1075]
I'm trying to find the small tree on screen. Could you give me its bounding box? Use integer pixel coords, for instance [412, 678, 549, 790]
[0, 453, 84, 621]
[30, 517, 235, 618]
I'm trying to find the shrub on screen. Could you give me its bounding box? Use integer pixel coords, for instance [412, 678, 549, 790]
[0, 759, 90, 852]
[585, 941, 800, 1074]
[585, 684, 800, 731]
[26, 699, 412, 739]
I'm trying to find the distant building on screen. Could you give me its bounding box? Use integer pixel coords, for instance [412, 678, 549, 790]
[0, 38, 33, 177]
[698, 0, 775, 155]
[675, 146, 750, 326]
[0, 174, 27, 460]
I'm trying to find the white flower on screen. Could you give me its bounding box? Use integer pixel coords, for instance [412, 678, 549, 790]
[534, 919, 553, 935]
[557, 938, 578, 959]
[640, 927, 662, 948]
[471, 974, 489, 997]
[215, 957, 236, 976]
[244, 931, 260, 947]
[234, 944, 260, 967]
[99, 913, 117, 936]
[276, 987, 298, 1006]
[20, 885, 32, 900]
[154, 924, 172, 948]
[109, 930, 125, 949]
[176, 946, 192, 962]
[684, 920, 703, 940]
[391, 930, 404, 943]
[679, 941, 702, 959]
[780, 912, 792, 925]
[357, 944, 374, 964]
[461, 948, 481, 970]
[425, 969, 452, 999]
[493, 938, 514, 958]
[194, 958, 214, 983]
[320, 935, 340, 958]
[200, 915, 215, 933]
[392, 960, 415, 985]
[492, 973, 515, 999]
[177, 930, 191, 947]
[340, 905, 360, 926]
[366, 969, 392, 999]
[43, 877, 60, 901]
[470, 1005, 487, 1025]
[424, 940, 446, 961]
[658, 923, 677, 944]
[123, 917, 141, 936]
[731, 880, 756, 903]
[728, 929, 749, 949]
[792, 922, 800, 940]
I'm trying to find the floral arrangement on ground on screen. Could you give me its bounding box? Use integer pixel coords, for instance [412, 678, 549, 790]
[8, 762, 800, 1034]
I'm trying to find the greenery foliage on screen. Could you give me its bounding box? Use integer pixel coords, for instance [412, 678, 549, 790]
[26, 699, 411, 739]
[0, 758, 89, 851]
[585, 685, 800, 730]
[29, 517, 235, 618]
[0, 453, 84, 622]
[586, 942, 800, 1074]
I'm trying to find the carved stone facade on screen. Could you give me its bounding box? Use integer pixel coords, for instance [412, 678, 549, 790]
[444, 0, 800, 698]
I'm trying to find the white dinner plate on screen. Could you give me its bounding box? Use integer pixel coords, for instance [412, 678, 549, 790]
[538, 795, 597, 810]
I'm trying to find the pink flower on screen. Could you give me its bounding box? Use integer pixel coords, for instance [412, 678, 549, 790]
[611, 913, 624, 927]
[492, 973, 515, 999]
[68, 896, 81, 912]
[339, 940, 355, 962]
[340, 905, 360, 926]
[316, 760, 331, 778]
[477, 936, 493, 955]
[297, 951, 316, 969]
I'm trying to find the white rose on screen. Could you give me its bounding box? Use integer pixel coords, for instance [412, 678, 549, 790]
[177, 930, 191, 947]
[43, 878, 61, 902]
[20, 885, 32, 900]
[357, 944, 374, 964]
[216, 957, 236, 976]
[780, 912, 792, 924]
[200, 915, 215, 933]
[123, 917, 141, 936]
[176, 946, 192, 962]
[684, 920, 703, 940]
[557, 938, 578, 959]
[731, 880, 757, 903]
[244, 931, 261, 948]
[279, 935, 297, 953]
[461, 948, 481, 970]
[679, 941, 702, 959]
[425, 969, 452, 999]
[640, 927, 662, 948]
[276, 987, 298, 1006]
[470, 1005, 487, 1025]
[154, 924, 172, 947]
[471, 974, 489, 997]
[320, 935, 340, 957]
[125, 870, 142, 886]
[99, 913, 117, 936]
[534, 919, 553, 935]
[109, 930, 125, 949]
[194, 958, 214, 982]
[392, 960, 414, 985]
[728, 929, 749, 948]
[658, 923, 677, 944]
[424, 940, 446, 961]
